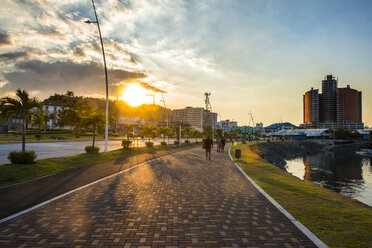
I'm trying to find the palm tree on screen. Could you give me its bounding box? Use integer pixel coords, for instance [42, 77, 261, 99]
[192, 129, 201, 142]
[182, 126, 192, 142]
[1, 89, 41, 152]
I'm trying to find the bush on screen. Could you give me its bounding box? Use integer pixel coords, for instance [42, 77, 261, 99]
[108, 132, 120, 137]
[160, 141, 167, 146]
[8, 150, 37, 164]
[85, 145, 100, 154]
[122, 139, 132, 149]
[145, 141, 154, 147]
[185, 140, 190, 144]
[78, 131, 91, 136]
[10, 130, 38, 135]
[35, 134, 41, 139]
[174, 140, 180, 145]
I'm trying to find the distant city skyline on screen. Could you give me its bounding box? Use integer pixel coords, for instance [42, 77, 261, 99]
[302, 75, 363, 130]
[0, 0, 371, 127]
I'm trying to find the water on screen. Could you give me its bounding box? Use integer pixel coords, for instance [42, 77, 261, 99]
[285, 151, 372, 206]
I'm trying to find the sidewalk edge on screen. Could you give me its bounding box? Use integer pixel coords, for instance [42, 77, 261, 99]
[228, 147, 328, 248]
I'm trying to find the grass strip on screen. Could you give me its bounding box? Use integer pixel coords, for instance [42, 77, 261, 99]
[231, 143, 372, 248]
[0, 135, 124, 143]
[0, 143, 198, 187]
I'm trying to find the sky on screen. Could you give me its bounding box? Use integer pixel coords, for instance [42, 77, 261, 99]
[0, 0, 371, 127]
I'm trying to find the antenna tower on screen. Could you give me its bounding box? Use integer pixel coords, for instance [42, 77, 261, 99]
[204, 92, 214, 139]
[204, 92, 212, 111]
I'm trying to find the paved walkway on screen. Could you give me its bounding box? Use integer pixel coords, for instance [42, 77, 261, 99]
[0, 147, 318, 247]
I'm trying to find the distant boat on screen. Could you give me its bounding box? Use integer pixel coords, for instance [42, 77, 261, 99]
[356, 149, 372, 156]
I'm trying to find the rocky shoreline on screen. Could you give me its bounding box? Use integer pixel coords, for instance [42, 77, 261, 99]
[254, 141, 324, 169]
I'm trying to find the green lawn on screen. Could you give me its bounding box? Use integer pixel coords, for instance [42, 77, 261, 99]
[231, 143, 372, 248]
[0, 142, 197, 187]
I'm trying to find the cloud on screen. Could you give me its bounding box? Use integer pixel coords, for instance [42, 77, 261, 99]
[38, 29, 65, 39]
[2, 60, 148, 97]
[0, 51, 28, 62]
[137, 81, 166, 93]
[0, 33, 12, 46]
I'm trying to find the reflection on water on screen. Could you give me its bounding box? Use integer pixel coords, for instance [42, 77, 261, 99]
[285, 151, 372, 206]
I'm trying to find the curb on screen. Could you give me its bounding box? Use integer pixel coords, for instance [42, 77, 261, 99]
[228, 147, 328, 248]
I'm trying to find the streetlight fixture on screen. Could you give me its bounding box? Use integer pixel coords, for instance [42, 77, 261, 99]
[85, 0, 109, 152]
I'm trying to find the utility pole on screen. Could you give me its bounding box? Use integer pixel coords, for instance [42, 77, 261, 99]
[146, 94, 155, 105]
[179, 122, 182, 147]
[160, 94, 169, 144]
[85, 0, 109, 152]
[160, 94, 168, 128]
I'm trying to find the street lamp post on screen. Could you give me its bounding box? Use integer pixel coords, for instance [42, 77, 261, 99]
[85, 0, 109, 152]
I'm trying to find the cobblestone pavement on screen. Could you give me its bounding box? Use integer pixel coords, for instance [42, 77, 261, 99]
[0, 147, 318, 247]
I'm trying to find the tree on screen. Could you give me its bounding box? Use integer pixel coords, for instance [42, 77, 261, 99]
[192, 129, 201, 142]
[84, 112, 105, 147]
[108, 102, 119, 132]
[1, 89, 41, 152]
[172, 125, 180, 139]
[182, 126, 192, 141]
[142, 125, 156, 142]
[158, 127, 168, 142]
[31, 111, 45, 134]
[216, 128, 223, 137]
[202, 129, 211, 138]
[58, 100, 91, 135]
[65, 91, 74, 97]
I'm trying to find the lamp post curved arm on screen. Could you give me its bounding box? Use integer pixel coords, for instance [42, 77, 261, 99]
[86, 0, 109, 152]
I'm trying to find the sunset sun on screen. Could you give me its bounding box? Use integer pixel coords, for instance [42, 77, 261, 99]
[119, 83, 149, 107]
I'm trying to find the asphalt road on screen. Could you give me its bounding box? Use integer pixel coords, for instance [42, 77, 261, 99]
[0, 146, 318, 247]
[0, 138, 188, 164]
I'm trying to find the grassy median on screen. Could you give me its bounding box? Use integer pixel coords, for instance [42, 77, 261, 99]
[0, 142, 198, 187]
[231, 143, 372, 248]
[0, 134, 123, 143]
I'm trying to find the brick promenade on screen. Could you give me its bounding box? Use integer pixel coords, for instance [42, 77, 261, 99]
[0, 147, 318, 247]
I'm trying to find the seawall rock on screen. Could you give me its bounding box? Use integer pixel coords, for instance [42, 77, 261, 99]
[255, 141, 324, 170]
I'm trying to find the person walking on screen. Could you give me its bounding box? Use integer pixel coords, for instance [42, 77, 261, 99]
[217, 137, 221, 152]
[203, 136, 213, 160]
[221, 136, 226, 153]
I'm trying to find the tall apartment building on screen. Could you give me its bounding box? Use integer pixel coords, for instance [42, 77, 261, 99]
[303, 88, 319, 124]
[338, 85, 362, 123]
[301, 75, 363, 129]
[171, 106, 217, 130]
[321, 75, 340, 123]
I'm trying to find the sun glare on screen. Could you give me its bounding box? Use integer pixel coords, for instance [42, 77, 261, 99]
[119, 83, 148, 107]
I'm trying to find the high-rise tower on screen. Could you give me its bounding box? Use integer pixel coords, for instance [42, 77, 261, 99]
[321, 75, 339, 123]
[301, 75, 363, 129]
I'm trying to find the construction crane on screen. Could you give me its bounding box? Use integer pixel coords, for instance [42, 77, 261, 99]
[248, 111, 255, 127]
